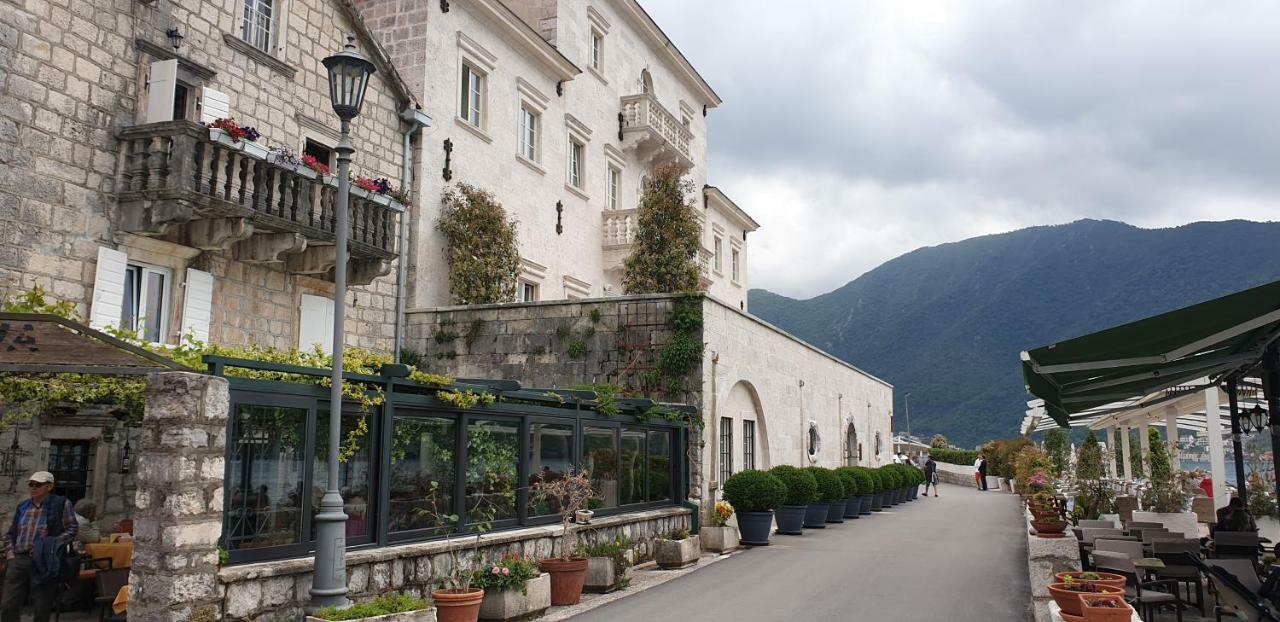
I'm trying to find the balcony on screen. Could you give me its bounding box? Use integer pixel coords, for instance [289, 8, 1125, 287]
[602, 208, 640, 249]
[115, 121, 402, 285]
[619, 94, 694, 171]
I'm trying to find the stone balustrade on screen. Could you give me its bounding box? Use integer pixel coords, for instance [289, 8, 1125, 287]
[620, 94, 693, 169]
[602, 208, 640, 248]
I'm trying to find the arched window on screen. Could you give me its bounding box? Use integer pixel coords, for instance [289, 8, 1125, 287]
[874, 432, 883, 458]
[845, 423, 858, 466]
[807, 423, 821, 462]
[640, 68, 653, 95]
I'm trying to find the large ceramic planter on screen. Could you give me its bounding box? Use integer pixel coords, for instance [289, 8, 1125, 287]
[737, 510, 774, 545]
[1031, 518, 1068, 538]
[539, 557, 588, 606]
[1054, 571, 1127, 591]
[775, 506, 806, 535]
[306, 610, 436, 622]
[824, 502, 845, 523]
[701, 526, 739, 552]
[803, 503, 829, 528]
[584, 556, 630, 593]
[478, 573, 550, 622]
[654, 535, 700, 569]
[911, 486, 919, 500]
[858, 496, 872, 515]
[1048, 583, 1123, 617]
[843, 497, 861, 519]
[871, 493, 883, 511]
[985, 476, 1001, 490]
[432, 588, 484, 622]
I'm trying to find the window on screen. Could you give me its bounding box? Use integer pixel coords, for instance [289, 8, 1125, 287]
[719, 417, 732, 484]
[173, 82, 191, 121]
[807, 423, 821, 458]
[518, 106, 539, 162]
[607, 166, 620, 210]
[312, 409, 372, 540]
[647, 430, 672, 502]
[619, 428, 645, 505]
[584, 427, 618, 509]
[590, 30, 603, 71]
[713, 237, 723, 273]
[465, 419, 519, 524]
[48, 440, 93, 504]
[225, 404, 306, 552]
[568, 138, 584, 188]
[743, 420, 755, 471]
[528, 423, 574, 516]
[388, 416, 457, 535]
[299, 294, 335, 353]
[731, 249, 741, 283]
[460, 63, 485, 127]
[303, 139, 334, 172]
[241, 0, 274, 52]
[121, 264, 170, 343]
[519, 282, 539, 303]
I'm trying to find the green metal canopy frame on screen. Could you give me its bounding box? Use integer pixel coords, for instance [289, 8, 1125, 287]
[1022, 280, 1280, 426]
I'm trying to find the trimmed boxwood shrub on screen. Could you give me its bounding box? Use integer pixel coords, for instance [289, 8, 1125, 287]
[806, 466, 846, 502]
[722, 469, 787, 512]
[861, 467, 882, 494]
[834, 467, 860, 497]
[878, 466, 900, 490]
[849, 467, 875, 496]
[931, 447, 978, 466]
[769, 465, 819, 506]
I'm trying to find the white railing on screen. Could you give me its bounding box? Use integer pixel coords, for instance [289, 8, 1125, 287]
[620, 94, 692, 161]
[698, 247, 712, 279]
[602, 208, 640, 248]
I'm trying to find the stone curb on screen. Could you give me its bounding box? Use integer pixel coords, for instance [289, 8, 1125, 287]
[538, 550, 739, 621]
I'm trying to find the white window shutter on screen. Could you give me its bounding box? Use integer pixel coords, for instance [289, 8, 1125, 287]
[89, 247, 128, 331]
[299, 294, 334, 354]
[145, 59, 178, 124]
[180, 268, 214, 343]
[200, 87, 231, 124]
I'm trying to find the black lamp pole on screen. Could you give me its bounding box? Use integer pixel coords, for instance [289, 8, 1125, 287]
[1227, 376, 1247, 500]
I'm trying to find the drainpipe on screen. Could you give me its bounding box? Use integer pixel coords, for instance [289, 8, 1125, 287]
[394, 106, 432, 362]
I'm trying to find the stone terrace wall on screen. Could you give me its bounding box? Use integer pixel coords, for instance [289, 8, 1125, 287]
[1026, 515, 1081, 622]
[219, 507, 691, 621]
[936, 461, 979, 487]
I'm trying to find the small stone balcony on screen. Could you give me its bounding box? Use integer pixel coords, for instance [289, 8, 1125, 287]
[115, 121, 402, 285]
[620, 93, 694, 170]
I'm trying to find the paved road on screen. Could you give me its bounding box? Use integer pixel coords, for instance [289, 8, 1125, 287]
[571, 484, 1031, 622]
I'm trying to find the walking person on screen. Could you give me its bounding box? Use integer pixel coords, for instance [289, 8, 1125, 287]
[1, 471, 78, 622]
[973, 455, 983, 488]
[923, 455, 939, 497]
[977, 454, 989, 490]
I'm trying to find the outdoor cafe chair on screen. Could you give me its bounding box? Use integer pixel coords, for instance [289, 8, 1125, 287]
[1083, 528, 1127, 545]
[1080, 519, 1120, 529]
[1206, 559, 1262, 595]
[93, 568, 128, 622]
[1201, 563, 1280, 622]
[1094, 553, 1184, 622]
[1095, 538, 1144, 561]
[1154, 538, 1206, 615]
[1215, 531, 1264, 562]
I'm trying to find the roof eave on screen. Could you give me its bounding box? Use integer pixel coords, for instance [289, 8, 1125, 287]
[477, 0, 582, 81]
[704, 185, 760, 232]
[616, 0, 721, 107]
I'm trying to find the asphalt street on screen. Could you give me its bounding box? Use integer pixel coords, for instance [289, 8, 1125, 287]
[570, 483, 1032, 622]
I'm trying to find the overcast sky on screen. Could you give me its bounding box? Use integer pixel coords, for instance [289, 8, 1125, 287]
[641, 1, 1280, 299]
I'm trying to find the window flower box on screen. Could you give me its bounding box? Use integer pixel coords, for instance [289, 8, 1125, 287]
[240, 140, 269, 160]
[351, 186, 371, 199]
[371, 192, 393, 206]
[208, 127, 238, 148]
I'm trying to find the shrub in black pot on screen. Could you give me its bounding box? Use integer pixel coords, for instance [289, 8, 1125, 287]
[868, 468, 885, 511]
[722, 470, 787, 546]
[834, 467, 862, 519]
[804, 467, 845, 526]
[851, 467, 875, 515]
[881, 466, 902, 505]
[768, 465, 817, 535]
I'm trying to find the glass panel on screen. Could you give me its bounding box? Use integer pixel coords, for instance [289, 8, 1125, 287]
[389, 416, 456, 534]
[465, 419, 518, 525]
[143, 269, 165, 342]
[718, 417, 732, 484]
[648, 429, 672, 502]
[459, 66, 470, 121]
[225, 404, 306, 551]
[120, 266, 138, 330]
[311, 409, 372, 540]
[619, 428, 645, 505]
[583, 427, 617, 510]
[744, 420, 756, 470]
[527, 423, 575, 517]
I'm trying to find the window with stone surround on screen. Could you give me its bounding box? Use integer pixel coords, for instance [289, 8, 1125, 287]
[731, 248, 741, 284]
[241, 0, 275, 53]
[590, 29, 603, 71]
[460, 63, 485, 128]
[48, 440, 93, 504]
[713, 237, 723, 274]
[519, 281, 539, 303]
[518, 105, 539, 163]
[607, 165, 620, 210]
[122, 263, 171, 344]
[568, 138, 584, 189]
[743, 420, 756, 471]
[719, 417, 732, 484]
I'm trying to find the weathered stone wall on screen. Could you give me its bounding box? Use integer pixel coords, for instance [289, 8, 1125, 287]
[1026, 510, 1081, 622]
[130, 372, 229, 622]
[218, 507, 691, 621]
[935, 461, 979, 487]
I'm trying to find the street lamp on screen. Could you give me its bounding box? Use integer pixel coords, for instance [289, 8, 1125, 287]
[312, 34, 375, 610]
[903, 392, 912, 437]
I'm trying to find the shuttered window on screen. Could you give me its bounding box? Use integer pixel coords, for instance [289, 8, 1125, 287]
[299, 294, 335, 353]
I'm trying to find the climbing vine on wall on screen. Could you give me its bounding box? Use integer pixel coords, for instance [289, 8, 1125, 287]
[622, 165, 702, 295]
[436, 183, 521, 305]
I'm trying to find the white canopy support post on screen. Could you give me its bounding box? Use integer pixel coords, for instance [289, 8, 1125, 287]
[1104, 426, 1117, 480]
[1121, 425, 1134, 482]
[1205, 386, 1228, 509]
[1139, 421, 1151, 476]
[1165, 406, 1180, 471]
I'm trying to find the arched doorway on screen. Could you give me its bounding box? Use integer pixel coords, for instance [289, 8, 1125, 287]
[722, 380, 768, 471]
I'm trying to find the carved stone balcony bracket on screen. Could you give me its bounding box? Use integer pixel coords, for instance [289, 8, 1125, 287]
[185, 217, 254, 251]
[233, 232, 307, 264]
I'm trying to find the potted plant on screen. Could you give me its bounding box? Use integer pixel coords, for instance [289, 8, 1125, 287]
[701, 500, 739, 553]
[206, 117, 265, 157]
[853, 467, 875, 515]
[799, 467, 834, 528]
[307, 594, 433, 622]
[533, 468, 595, 606]
[269, 145, 315, 178]
[835, 467, 862, 519]
[473, 555, 549, 622]
[768, 465, 817, 535]
[721, 469, 786, 546]
[653, 528, 700, 569]
[1053, 571, 1127, 591]
[867, 468, 885, 512]
[806, 467, 846, 524]
[1138, 428, 1192, 531]
[581, 535, 634, 593]
[1048, 578, 1124, 617]
[1079, 593, 1133, 622]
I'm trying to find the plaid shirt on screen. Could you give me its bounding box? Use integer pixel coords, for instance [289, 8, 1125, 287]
[4, 496, 77, 558]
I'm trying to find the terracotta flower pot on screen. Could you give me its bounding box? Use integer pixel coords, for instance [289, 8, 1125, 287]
[1031, 518, 1068, 537]
[1054, 571, 1127, 591]
[1080, 594, 1133, 622]
[1048, 583, 1123, 617]
[540, 557, 589, 606]
[432, 587, 485, 622]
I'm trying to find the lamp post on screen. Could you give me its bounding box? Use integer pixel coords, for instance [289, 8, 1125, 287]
[312, 35, 375, 610]
[903, 392, 911, 438]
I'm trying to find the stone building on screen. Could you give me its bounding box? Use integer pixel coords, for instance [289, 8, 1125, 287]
[0, 0, 421, 528]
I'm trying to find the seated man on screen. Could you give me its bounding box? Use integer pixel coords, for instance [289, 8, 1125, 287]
[1217, 496, 1258, 534]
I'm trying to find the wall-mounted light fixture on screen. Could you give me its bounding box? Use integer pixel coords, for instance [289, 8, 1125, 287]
[120, 436, 133, 474]
[166, 27, 184, 51]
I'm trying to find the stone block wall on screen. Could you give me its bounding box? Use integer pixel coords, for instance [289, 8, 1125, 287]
[935, 461, 979, 487]
[218, 507, 691, 621]
[130, 372, 229, 622]
[1025, 512, 1081, 622]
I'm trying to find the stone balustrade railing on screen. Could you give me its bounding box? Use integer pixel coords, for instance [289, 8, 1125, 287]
[620, 93, 693, 162]
[603, 208, 640, 248]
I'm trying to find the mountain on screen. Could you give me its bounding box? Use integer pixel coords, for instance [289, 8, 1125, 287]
[749, 219, 1280, 447]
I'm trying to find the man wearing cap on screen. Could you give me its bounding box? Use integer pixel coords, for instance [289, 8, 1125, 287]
[1, 471, 77, 622]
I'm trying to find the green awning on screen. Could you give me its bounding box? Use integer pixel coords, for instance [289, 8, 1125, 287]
[1022, 280, 1280, 426]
